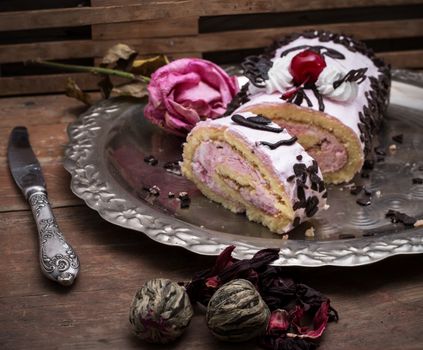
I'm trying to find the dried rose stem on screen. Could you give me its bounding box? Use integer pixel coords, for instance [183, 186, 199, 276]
[28, 59, 151, 82]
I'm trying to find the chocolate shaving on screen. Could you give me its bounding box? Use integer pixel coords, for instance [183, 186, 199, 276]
[224, 83, 250, 116]
[350, 185, 363, 195]
[386, 210, 417, 226]
[144, 155, 158, 166]
[356, 195, 371, 206]
[164, 161, 182, 176]
[412, 178, 423, 184]
[374, 146, 386, 156]
[305, 196, 319, 217]
[231, 114, 283, 133]
[392, 134, 403, 143]
[241, 55, 273, 88]
[246, 114, 272, 125]
[293, 217, 301, 227]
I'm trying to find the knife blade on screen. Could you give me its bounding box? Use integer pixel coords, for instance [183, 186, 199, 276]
[8, 126, 80, 286]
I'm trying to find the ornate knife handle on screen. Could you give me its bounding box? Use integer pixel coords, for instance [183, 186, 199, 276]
[28, 190, 80, 286]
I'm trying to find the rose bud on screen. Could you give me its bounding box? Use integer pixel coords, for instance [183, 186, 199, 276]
[144, 58, 239, 136]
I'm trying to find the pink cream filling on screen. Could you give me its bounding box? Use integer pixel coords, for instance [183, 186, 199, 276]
[192, 140, 280, 215]
[278, 121, 347, 173]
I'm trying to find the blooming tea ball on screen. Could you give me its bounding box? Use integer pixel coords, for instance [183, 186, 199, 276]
[206, 279, 270, 342]
[129, 278, 193, 344]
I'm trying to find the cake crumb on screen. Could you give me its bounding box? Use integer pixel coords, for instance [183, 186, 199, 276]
[389, 144, 397, 152]
[375, 190, 382, 198]
[305, 227, 315, 237]
[282, 234, 289, 240]
[324, 204, 330, 210]
[414, 219, 423, 228]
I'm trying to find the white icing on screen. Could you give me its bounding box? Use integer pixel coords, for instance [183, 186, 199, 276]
[193, 112, 328, 232]
[316, 65, 358, 102]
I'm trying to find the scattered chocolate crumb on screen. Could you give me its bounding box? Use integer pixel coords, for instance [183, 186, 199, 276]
[144, 155, 158, 166]
[376, 156, 385, 162]
[339, 234, 356, 239]
[168, 192, 175, 198]
[392, 134, 403, 144]
[386, 210, 417, 226]
[374, 146, 386, 156]
[412, 178, 423, 184]
[149, 185, 160, 196]
[350, 185, 363, 195]
[296, 155, 303, 161]
[363, 232, 376, 237]
[363, 159, 374, 170]
[356, 195, 371, 206]
[142, 185, 151, 191]
[178, 192, 191, 209]
[164, 161, 182, 176]
[363, 187, 372, 196]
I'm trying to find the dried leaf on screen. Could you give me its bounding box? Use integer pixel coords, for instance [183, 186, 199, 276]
[131, 55, 169, 77]
[65, 78, 92, 106]
[111, 81, 148, 98]
[101, 43, 138, 71]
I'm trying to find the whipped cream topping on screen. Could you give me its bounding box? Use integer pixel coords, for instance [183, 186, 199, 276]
[316, 65, 359, 102]
[248, 54, 294, 95]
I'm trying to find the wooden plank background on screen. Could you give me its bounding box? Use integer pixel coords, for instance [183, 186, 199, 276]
[0, 0, 422, 96]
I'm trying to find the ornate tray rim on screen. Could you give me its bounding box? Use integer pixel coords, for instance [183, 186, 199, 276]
[64, 84, 423, 267]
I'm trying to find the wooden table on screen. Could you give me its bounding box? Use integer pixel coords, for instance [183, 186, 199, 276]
[0, 94, 422, 350]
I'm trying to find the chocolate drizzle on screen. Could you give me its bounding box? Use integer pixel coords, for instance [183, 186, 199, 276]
[279, 45, 345, 60]
[333, 68, 368, 89]
[259, 136, 298, 149]
[231, 114, 283, 133]
[311, 86, 325, 112]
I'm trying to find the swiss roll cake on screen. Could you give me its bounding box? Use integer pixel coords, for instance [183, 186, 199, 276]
[229, 30, 391, 184]
[181, 111, 327, 234]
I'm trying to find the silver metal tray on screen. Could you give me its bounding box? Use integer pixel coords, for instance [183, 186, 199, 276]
[64, 79, 423, 266]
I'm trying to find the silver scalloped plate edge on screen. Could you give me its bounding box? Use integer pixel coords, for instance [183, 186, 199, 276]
[64, 97, 423, 267]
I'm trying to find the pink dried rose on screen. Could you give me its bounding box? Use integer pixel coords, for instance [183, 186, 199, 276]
[144, 58, 239, 136]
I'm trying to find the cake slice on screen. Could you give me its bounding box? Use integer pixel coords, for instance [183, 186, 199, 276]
[181, 111, 327, 234]
[229, 30, 390, 184]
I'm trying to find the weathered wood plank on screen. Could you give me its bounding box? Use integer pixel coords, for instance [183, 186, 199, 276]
[92, 17, 199, 40]
[1, 19, 421, 63]
[381, 50, 423, 68]
[0, 73, 99, 97]
[0, 206, 422, 349]
[1, 0, 423, 31]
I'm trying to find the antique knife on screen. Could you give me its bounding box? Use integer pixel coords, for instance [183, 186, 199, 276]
[8, 126, 80, 286]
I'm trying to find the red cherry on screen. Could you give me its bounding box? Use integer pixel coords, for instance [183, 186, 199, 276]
[289, 50, 326, 86]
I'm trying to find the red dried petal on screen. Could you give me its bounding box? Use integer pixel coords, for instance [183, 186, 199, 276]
[210, 245, 236, 275]
[291, 300, 331, 340]
[268, 309, 290, 335]
[205, 276, 220, 288]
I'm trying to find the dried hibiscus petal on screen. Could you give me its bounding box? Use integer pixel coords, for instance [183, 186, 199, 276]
[185, 246, 338, 350]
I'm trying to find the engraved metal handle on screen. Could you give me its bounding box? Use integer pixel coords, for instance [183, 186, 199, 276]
[28, 191, 80, 286]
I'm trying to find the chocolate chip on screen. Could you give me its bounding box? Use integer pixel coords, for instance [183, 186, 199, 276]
[144, 155, 158, 166]
[287, 175, 296, 182]
[293, 163, 307, 176]
[296, 155, 303, 161]
[412, 178, 423, 184]
[392, 134, 403, 143]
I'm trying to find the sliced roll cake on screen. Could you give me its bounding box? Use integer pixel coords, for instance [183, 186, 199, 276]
[181, 112, 327, 234]
[228, 30, 390, 184]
